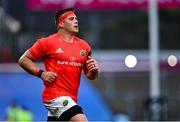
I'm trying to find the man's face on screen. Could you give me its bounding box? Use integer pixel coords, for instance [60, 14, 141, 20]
[61, 14, 79, 33]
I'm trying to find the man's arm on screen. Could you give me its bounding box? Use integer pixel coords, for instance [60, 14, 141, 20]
[83, 56, 99, 80]
[18, 50, 57, 82]
[18, 50, 40, 75]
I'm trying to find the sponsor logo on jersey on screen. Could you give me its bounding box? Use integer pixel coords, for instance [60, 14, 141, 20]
[57, 60, 83, 67]
[70, 56, 76, 61]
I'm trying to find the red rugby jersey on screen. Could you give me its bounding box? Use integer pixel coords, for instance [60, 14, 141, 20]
[28, 33, 91, 103]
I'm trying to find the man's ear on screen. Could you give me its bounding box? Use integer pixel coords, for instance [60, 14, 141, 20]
[59, 22, 64, 28]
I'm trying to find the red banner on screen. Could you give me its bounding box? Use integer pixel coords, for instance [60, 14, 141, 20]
[27, 0, 180, 11]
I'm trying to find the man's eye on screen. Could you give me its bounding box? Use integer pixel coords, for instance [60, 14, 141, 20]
[69, 17, 74, 20]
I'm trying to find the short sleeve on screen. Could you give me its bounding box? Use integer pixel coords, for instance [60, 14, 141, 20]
[28, 38, 47, 59]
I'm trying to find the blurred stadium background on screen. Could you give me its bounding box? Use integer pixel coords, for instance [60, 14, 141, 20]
[0, 0, 180, 121]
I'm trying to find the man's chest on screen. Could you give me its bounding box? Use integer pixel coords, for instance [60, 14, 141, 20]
[47, 42, 87, 63]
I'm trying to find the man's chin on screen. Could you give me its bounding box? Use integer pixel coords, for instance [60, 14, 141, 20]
[72, 30, 78, 34]
[75, 29, 79, 32]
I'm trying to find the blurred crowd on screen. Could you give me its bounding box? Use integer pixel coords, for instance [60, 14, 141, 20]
[5, 100, 33, 122]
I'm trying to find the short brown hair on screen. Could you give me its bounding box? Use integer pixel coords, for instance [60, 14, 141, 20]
[55, 8, 75, 26]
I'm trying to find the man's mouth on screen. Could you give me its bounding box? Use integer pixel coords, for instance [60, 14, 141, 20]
[74, 26, 79, 30]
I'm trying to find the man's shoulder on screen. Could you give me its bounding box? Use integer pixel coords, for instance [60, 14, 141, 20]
[46, 33, 57, 39]
[74, 36, 90, 47]
[37, 33, 57, 42]
[40, 33, 57, 40]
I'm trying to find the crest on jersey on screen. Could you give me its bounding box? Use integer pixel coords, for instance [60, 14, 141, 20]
[80, 50, 86, 56]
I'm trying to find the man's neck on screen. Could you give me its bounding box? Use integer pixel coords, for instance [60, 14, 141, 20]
[58, 30, 75, 43]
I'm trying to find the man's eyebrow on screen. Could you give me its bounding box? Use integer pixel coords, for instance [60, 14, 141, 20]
[68, 16, 78, 19]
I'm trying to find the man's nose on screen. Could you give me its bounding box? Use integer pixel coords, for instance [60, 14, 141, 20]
[74, 21, 78, 24]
